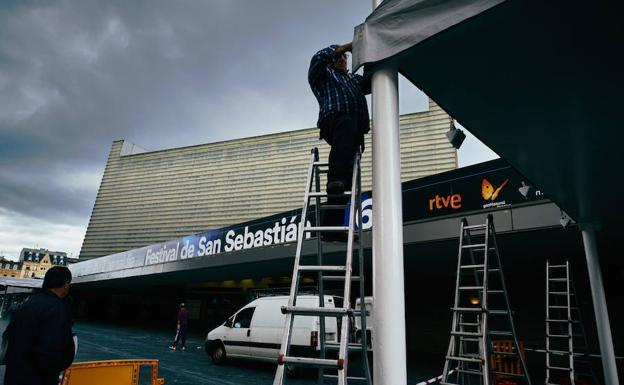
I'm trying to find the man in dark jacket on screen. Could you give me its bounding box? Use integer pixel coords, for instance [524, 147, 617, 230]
[4, 266, 75, 385]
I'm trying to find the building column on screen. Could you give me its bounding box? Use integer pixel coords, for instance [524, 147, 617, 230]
[370, 0, 408, 382]
[581, 225, 619, 385]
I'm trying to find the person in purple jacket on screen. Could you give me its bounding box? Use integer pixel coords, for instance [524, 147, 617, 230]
[169, 302, 189, 351]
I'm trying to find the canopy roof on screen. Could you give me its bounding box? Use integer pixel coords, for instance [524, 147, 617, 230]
[353, 0, 623, 238]
[0, 277, 42, 289]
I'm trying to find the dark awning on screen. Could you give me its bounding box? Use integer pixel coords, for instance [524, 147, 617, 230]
[353, 0, 624, 237]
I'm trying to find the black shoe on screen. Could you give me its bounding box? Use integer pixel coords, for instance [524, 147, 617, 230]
[326, 180, 346, 195]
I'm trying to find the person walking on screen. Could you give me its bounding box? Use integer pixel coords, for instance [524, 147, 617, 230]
[169, 302, 189, 351]
[3, 266, 75, 385]
[308, 42, 370, 239]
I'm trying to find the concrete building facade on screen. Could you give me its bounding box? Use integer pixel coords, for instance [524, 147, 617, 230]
[80, 101, 457, 259]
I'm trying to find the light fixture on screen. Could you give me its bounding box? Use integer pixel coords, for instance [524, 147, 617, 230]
[446, 120, 466, 149]
[469, 297, 480, 305]
[560, 210, 572, 228]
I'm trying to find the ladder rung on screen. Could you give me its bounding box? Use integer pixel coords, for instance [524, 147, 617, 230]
[462, 243, 486, 249]
[547, 333, 571, 338]
[298, 265, 346, 272]
[452, 307, 484, 313]
[456, 368, 484, 375]
[489, 331, 513, 336]
[488, 290, 504, 294]
[460, 264, 485, 269]
[489, 310, 508, 315]
[322, 275, 360, 281]
[549, 305, 569, 309]
[324, 342, 364, 351]
[281, 306, 351, 317]
[549, 292, 572, 295]
[309, 192, 352, 198]
[446, 355, 482, 363]
[548, 264, 568, 268]
[459, 322, 480, 327]
[491, 371, 525, 378]
[313, 161, 329, 166]
[279, 355, 342, 369]
[464, 224, 487, 230]
[476, 269, 500, 273]
[304, 226, 349, 232]
[549, 278, 568, 282]
[460, 337, 481, 342]
[547, 365, 572, 371]
[323, 374, 368, 382]
[451, 331, 482, 337]
[459, 286, 484, 291]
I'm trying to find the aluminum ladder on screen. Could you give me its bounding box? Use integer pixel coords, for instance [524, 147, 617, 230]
[441, 215, 532, 385]
[273, 148, 372, 385]
[545, 260, 599, 385]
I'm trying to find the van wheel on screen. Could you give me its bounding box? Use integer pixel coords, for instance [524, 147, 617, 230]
[211, 342, 227, 365]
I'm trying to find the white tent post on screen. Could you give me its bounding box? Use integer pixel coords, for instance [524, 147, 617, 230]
[581, 225, 620, 385]
[370, 0, 408, 382]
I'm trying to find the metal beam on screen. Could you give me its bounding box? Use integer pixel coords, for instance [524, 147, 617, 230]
[370, 0, 408, 382]
[581, 225, 619, 385]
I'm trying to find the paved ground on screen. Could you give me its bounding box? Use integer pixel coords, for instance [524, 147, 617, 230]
[0, 319, 441, 384]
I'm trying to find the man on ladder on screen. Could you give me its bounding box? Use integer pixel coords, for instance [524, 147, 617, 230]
[308, 42, 371, 239]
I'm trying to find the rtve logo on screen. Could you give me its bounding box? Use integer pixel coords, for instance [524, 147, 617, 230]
[428, 193, 462, 211]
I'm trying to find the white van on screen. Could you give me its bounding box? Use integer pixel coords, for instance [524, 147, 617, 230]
[205, 295, 338, 366]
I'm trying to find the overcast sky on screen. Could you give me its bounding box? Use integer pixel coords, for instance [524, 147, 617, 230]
[0, 1, 497, 260]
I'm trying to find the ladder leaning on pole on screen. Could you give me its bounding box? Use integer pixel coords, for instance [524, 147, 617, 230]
[545, 260, 599, 385]
[441, 215, 532, 385]
[273, 148, 372, 385]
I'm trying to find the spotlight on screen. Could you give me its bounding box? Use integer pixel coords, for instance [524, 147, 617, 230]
[560, 210, 572, 228]
[518, 181, 532, 199]
[446, 120, 466, 149]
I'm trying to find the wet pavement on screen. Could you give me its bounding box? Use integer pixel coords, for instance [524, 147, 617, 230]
[0, 319, 441, 384]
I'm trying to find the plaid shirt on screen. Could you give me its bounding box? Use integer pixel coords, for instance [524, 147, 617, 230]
[308, 45, 370, 138]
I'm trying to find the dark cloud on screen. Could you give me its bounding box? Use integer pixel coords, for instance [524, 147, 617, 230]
[0, 0, 374, 256]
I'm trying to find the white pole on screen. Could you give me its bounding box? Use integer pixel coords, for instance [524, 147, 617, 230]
[371, 0, 408, 383]
[581, 225, 620, 385]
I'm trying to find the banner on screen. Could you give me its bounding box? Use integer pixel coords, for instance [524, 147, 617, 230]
[73, 159, 547, 274]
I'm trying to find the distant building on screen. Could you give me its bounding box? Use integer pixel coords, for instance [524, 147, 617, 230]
[0, 257, 22, 278]
[11, 248, 78, 279]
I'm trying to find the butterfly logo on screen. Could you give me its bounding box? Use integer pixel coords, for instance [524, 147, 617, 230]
[482, 178, 509, 201]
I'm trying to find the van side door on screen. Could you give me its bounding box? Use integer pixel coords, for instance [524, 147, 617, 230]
[223, 307, 256, 358]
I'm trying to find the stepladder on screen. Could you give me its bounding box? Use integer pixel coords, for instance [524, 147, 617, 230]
[441, 215, 532, 385]
[545, 260, 599, 385]
[272, 148, 372, 385]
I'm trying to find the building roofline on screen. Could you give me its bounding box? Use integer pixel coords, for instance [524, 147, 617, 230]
[112, 110, 430, 158]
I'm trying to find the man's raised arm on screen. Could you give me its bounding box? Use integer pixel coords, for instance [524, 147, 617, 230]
[308, 43, 353, 86]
